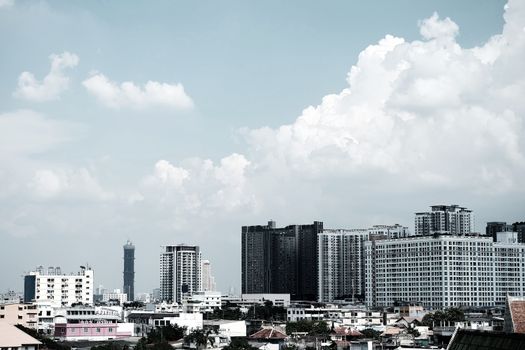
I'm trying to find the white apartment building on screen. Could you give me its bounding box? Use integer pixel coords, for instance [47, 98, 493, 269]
[160, 245, 201, 303]
[23, 266, 94, 307]
[365, 234, 525, 309]
[102, 289, 128, 305]
[415, 205, 474, 236]
[368, 224, 411, 239]
[182, 291, 222, 313]
[318, 225, 411, 303]
[318, 229, 368, 303]
[201, 260, 217, 292]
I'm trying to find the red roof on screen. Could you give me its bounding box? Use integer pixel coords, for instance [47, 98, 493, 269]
[249, 327, 287, 339]
[331, 327, 363, 337]
[509, 299, 525, 333]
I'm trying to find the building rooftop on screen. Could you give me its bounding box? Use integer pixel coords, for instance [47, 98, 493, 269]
[0, 324, 42, 347]
[447, 329, 525, 350]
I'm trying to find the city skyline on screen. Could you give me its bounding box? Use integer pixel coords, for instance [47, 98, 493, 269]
[1, 0, 524, 296]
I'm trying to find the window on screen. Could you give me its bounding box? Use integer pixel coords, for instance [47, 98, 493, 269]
[96, 328, 101, 333]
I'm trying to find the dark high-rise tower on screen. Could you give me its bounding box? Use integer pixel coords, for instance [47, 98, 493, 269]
[123, 240, 135, 301]
[241, 220, 323, 301]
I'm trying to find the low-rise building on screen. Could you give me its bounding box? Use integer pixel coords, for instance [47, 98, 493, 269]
[0, 323, 41, 350]
[53, 306, 132, 341]
[183, 291, 221, 313]
[0, 303, 38, 329]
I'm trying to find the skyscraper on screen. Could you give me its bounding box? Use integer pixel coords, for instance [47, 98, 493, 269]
[160, 245, 201, 303]
[318, 229, 368, 303]
[201, 260, 216, 291]
[123, 240, 135, 301]
[415, 204, 474, 236]
[241, 220, 323, 301]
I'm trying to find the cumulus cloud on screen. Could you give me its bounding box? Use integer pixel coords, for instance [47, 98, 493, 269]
[140, 153, 252, 214]
[82, 73, 194, 110]
[243, 0, 525, 196]
[14, 52, 79, 102]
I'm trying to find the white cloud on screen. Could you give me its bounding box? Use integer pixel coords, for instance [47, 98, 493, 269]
[14, 52, 79, 102]
[418, 12, 459, 40]
[28, 168, 112, 200]
[0, 0, 13, 8]
[243, 1, 525, 196]
[82, 73, 194, 110]
[140, 153, 252, 214]
[0, 110, 76, 159]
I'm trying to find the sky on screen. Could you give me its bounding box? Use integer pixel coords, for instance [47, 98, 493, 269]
[1, 0, 524, 296]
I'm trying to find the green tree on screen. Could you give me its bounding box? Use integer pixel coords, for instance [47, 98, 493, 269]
[223, 337, 258, 350]
[185, 329, 213, 350]
[360, 328, 381, 340]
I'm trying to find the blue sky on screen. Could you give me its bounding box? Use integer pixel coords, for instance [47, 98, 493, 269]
[1, 0, 523, 295]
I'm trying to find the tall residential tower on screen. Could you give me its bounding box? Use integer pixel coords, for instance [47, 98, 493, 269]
[241, 221, 323, 301]
[123, 240, 135, 301]
[160, 245, 201, 303]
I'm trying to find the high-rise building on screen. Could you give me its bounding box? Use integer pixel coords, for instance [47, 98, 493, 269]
[123, 240, 135, 301]
[317, 224, 410, 303]
[241, 220, 323, 301]
[318, 229, 368, 303]
[414, 205, 474, 236]
[486, 221, 525, 243]
[24, 266, 94, 306]
[365, 234, 525, 309]
[201, 260, 216, 292]
[160, 245, 201, 303]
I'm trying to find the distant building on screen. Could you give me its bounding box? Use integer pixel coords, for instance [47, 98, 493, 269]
[102, 289, 128, 305]
[487, 221, 525, 243]
[318, 229, 368, 303]
[240, 294, 291, 307]
[23, 266, 94, 307]
[182, 291, 221, 313]
[241, 220, 323, 301]
[160, 245, 201, 303]
[123, 240, 135, 301]
[53, 306, 132, 341]
[365, 234, 525, 309]
[201, 260, 216, 292]
[414, 205, 473, 236]
[318, 225, 410, 303]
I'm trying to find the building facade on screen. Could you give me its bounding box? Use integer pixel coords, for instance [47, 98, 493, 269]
[201, 259, 216, 292]
[241, 221, 323, 301]
[415, 205, 474, 236]
[24, 266, 94, 307]
[0, 303, 38, 329]
[160, 245, 201, 303]
[123, 240, 135, 301]
[365, 234, 525, 309]
[318, 229, 368, 303]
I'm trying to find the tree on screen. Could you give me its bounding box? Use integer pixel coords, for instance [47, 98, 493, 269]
[185, 329, 212, 350]
[360, 328, 381, 340]
[223, 337, 258, 350]
[406, 327, 420, 338]
[135, 337, 148, 350]
[422, 307, 465, 328]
